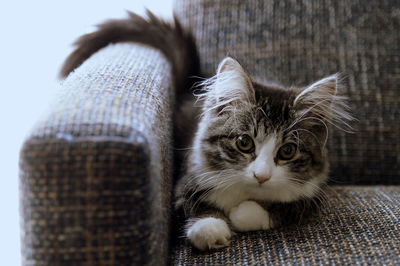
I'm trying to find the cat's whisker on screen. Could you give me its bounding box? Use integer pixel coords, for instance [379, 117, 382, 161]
[218, 175, 241, 193]
[188, 188, 214, 215]
[257, 107, 268, 120]
[175, 146, 196, 151]
[291, 116, 330, 147]
[287, 178, 331, 212]
[290, 128, 321, 145]
[286, 129, 306, 147]
[187, 169, 236, 192]
[286, 177, 327, 198]
[188, 172, 236, 213]
[181, 170, 220, 200]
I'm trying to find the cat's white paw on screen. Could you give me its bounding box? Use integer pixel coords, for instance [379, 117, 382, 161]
[229, 200, 273, 232]
[186, 217, 232, 250]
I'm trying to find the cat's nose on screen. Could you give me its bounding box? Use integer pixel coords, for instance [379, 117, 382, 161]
[253, 173, 271, 184]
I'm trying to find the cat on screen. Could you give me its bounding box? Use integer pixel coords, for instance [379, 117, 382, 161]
[61, 10, 352, 250]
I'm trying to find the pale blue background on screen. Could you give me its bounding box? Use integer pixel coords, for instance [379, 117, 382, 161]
[0, 1, 173, 264]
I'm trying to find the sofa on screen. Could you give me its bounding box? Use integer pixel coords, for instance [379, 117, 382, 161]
[20, 0, 399, 265]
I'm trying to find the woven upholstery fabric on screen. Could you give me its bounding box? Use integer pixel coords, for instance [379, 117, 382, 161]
[174, 0, 400, 184]
[20, 43, 173, 265]
[171, 186, 400, 265]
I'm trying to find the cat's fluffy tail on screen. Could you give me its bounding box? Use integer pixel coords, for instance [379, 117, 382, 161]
[60, 10, 201, 95]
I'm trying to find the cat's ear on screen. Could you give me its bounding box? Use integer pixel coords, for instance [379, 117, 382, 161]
[215, 57, 255, 102]
[294, 74, 338, 107]
[201, 57, 255, 114]
[293, 74, 352, 129]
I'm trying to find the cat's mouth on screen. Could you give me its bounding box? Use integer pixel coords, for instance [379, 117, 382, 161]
[245, 180, 274, 191]
[246, 178, 292, 191]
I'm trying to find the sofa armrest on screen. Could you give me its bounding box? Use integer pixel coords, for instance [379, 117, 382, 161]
[20, 43, 173, 265]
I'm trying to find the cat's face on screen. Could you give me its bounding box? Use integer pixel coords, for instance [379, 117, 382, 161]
[191, 57, 350, 203]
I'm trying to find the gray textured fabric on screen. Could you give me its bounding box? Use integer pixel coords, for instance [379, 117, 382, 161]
[20, 43, 173, 265]
[174, 0, 400, 184]
[20, 0, 400, 265]
[172, 186, 400, 265]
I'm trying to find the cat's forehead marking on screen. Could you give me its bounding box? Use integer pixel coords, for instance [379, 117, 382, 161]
[252, 108, 285, 141]
[250, 82, 297, 134]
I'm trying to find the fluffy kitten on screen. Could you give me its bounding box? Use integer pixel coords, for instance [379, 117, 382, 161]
[61, 11, 352, 250]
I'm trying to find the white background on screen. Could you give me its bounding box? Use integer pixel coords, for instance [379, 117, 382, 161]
[0, 1, 173, 264]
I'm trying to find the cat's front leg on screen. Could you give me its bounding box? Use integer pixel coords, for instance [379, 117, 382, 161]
[229, 200, 273, 232]
[186, 217, 232, 250]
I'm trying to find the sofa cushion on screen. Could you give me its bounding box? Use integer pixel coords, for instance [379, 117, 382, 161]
[174, 0, 400, 184]
[171, 186, 400, 264]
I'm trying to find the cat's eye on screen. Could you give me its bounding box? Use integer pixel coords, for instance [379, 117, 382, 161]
[236, 134, 255, 153]
[277, 143, 297, 160]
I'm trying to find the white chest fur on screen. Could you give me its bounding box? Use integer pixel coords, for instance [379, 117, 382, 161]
[205, 184, 250, 213]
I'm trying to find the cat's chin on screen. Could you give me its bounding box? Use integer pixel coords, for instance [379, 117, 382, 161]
[246, 184, 302, 203]
[242, 177, 323, 203]
[206, 176, 324, 213]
